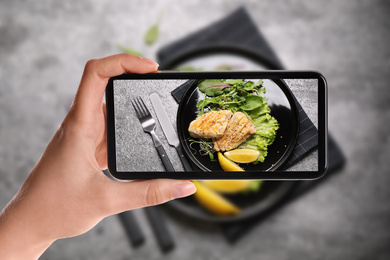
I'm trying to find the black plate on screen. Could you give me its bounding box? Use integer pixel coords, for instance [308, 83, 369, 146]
[177, 78, 299, 172]
[167, 181, 298, 223]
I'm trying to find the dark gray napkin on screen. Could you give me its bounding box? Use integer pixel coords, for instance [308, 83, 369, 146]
[158, 6, 345, 243]
[158, 7, 284, 69]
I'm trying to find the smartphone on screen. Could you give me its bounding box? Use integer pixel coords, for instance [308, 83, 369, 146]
[105, 71, 327, 180]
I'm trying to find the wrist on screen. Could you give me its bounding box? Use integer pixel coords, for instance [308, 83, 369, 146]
[0, 230, 53, 260]
[0, 188, 55, 259]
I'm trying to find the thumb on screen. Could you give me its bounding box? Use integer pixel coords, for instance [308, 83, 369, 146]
[73, 53, 159, 119]
[106, 179, 196, 214]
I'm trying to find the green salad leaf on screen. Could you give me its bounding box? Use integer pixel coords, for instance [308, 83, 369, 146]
[246, 180, 263, 193]
[239, 95, 263, 111]
[248, 102, 270, 119]
[116, 44, 144, 57]
[254, 79, 263, 88]
[225, 79, 245, 84]
[198, 79, 230, 96]
[145, 24, 159, 45]
[196, 79, 267, 115]
[196, 99, 218, 116]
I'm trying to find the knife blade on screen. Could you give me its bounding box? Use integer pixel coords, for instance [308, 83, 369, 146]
[150, 93, 193, 171]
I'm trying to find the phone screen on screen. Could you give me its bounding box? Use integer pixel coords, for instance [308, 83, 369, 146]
[106, 72, 327, 180]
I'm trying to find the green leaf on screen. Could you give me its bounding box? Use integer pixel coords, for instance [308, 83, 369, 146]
[244, 81, 255, 91]
[225, 79, 245, 85]
[116, 44, 144, 57]
[239, 95, 263, 111]
[249, 102, 270, 119]
[255, 115, 279, 141]
[247, 180, 263, 193]
[254, 79, 263, 88]
[198, 79, 230, 97]
[145, 24, 159, 45]
[196, 98, 217, 115]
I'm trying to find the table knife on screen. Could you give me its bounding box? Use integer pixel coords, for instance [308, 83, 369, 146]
[145, 206, 175, 253]
[118, 211, 145, 247]
[150, 93, 193, 171]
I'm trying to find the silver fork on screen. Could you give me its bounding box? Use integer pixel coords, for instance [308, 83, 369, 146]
[131, 96, 175, 171]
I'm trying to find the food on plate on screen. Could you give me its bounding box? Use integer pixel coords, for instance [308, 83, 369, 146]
[192, 181, 240, 216]
[189, 110, 256, 151]
[202, 180, 251, 193]
[217, 152, 244, 171]
[224, 149, 260, 164]
[187, 79, 277, 216]
[188, 110, 233, 139]
[213, 112, 256, 152]
[189, 79, 279, 167]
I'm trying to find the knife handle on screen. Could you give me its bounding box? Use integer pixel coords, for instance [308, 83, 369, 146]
[175, 144, 193, 171]
[156, 145, 175, 172]
[118, 211, 145, 247]
[145, 206, 175, 253]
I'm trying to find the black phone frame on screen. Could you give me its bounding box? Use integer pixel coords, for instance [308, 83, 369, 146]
[106, 71, 327, 180]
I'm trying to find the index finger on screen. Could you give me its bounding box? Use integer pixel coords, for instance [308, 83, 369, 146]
[73, 53, 159, 117]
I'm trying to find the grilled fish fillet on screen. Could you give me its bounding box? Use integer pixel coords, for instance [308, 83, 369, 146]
[188, 110, 233, 139]
[213, 112, 256, 152]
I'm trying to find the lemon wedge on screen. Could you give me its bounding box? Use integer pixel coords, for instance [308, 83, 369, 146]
[192, 181, 240, 216]
[218, 152, 244, 171]
[202, 180, 251, 193]
[224, 149, 260, 164]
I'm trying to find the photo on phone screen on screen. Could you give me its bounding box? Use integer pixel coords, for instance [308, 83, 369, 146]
[106, 72, 327, 180]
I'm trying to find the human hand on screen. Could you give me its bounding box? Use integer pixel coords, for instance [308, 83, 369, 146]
[0, 53, 196, 259]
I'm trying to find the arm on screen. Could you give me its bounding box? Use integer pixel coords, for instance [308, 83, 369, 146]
[0, 53, 196, 259]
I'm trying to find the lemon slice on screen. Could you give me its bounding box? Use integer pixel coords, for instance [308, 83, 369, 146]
[192, 181, 240, 216]
[224, 149, 260, 164]
[202, 180, 251, 193]
[218, 152, 244, 171]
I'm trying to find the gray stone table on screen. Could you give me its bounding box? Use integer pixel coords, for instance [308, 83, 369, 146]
[1, 1, 389, 259]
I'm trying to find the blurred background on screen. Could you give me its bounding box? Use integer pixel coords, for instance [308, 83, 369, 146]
[1, 0, 389, 259]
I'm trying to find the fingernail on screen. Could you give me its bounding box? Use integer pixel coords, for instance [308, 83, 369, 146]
[142, 57, 159, 68]
[172, 182, 196, 199]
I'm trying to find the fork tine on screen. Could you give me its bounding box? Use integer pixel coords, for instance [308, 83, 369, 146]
[137, 97, 151, 117]
[131, 99, 142, 119]
[134, 97, 145, 118]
